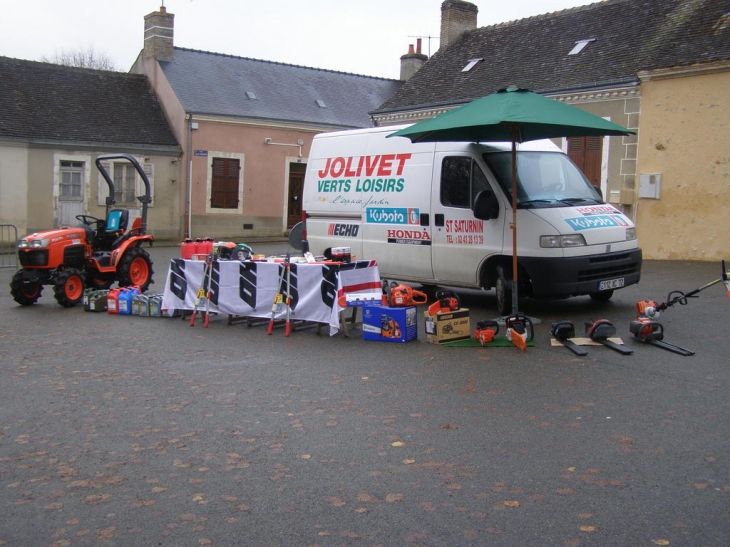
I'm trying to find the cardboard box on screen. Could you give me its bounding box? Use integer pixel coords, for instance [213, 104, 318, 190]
[362, 305, 418, 343]
[424, 308, 471, 344]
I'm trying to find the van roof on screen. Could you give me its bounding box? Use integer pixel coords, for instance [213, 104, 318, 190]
[314, 124, 561, 152]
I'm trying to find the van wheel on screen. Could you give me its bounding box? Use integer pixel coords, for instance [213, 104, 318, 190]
[495, 265, 512, 316]
[53, 269, 85, 307]
[589, 290, 614, 302]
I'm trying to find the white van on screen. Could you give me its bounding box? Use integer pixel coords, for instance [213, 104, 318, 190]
[301, 124, 642, 314]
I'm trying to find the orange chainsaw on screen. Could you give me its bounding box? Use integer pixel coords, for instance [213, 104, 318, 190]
[389, 283, 428, 307]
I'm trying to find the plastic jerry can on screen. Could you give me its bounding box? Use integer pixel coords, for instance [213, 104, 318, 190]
[181, 238, 195, 259]
[92, 290, 109, 312]
[107, 288, 120, 314]
[118, 286, 141, 315]
[149, 295, 162, 317]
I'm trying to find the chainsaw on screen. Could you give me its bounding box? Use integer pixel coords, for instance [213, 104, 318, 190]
[389, 283, 428, 307]
[427, 289, 461, 315]
[505, 312, 534, 351]
[474, 320, 499, 346]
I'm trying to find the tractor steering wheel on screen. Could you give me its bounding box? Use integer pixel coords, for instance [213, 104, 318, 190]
[76, 214, 103, 226]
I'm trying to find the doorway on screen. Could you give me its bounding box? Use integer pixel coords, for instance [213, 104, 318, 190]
[287, 163, 306, 228]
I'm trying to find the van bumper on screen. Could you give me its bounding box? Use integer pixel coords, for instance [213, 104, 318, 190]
[520, 248, 642, 298]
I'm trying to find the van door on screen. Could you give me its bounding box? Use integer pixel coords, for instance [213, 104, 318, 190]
[360, 147, 435, 282]
[431, 153, 505, 285]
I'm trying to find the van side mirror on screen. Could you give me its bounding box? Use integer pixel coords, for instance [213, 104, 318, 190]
[473, 189, 499, 220]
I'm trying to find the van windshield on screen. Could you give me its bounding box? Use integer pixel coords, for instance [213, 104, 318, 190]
[483, 151, 603, 208]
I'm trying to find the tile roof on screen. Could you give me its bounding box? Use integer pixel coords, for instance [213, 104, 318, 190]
[160, 48, 403, 129]
[374, 0, 730, 114]
[0, 56, 179, 149]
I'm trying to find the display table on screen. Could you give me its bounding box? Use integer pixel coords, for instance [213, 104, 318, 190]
[161, 259, 381, 335]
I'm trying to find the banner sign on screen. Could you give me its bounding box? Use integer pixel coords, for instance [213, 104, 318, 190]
[162, 259, 380, 335]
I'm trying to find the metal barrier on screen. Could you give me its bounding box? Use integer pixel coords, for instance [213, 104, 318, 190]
[1, 224, 19, 269]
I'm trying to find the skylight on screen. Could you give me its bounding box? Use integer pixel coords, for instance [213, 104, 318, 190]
[461, 58, 483, 72]
[569, 39, 596, 55]
[245, 91, 257, 100]
[315, 99, 327, 108]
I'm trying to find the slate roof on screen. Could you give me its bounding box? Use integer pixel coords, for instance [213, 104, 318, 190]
[375, 0, 730, 114]
[160, 48, 403, 129]
[0, 56, 179, 149]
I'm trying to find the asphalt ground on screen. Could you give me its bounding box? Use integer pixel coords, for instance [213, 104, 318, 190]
[1, 242, 728, 547]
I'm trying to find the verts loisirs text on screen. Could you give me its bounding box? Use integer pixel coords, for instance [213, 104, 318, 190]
[301, 125, 642, 315]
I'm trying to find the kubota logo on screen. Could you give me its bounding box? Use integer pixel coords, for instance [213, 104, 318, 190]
[328, 223, 360, 237]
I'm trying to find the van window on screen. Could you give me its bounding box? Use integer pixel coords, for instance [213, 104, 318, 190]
[441, 157, 489, 208]
[483, 151, 602, 207]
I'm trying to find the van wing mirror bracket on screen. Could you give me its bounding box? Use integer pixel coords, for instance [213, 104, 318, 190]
[473, 189, 499, 220]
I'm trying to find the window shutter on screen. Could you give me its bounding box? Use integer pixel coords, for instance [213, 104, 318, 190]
[211, 158, 240, 209]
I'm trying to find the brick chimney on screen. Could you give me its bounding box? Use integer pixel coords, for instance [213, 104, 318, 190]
[439, 0, 478, 50]
[400, 38, 428, 81]
[144, 5, 175, 61]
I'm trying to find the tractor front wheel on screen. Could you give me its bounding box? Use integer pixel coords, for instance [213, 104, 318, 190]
[117, 247, 154, 292]
[53, 269, 85, 307]
[10, 270, 44, 306]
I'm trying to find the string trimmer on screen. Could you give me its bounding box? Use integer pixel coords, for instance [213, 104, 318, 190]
[631, 260, 729, 355]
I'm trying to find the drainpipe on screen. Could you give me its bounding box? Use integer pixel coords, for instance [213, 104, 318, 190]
[186, 114, 194, 238]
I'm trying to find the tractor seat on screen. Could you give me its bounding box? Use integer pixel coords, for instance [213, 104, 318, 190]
[110, 217, 143, 248]
[94, 209, 130, 250]
[106, 209, 129, 232]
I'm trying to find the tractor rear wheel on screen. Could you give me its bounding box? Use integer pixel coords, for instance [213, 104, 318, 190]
[117, 247, 154, 292]
[10, 270, 44, 305]
[85, 274, 114, 290]
[53, 268, 85, 307]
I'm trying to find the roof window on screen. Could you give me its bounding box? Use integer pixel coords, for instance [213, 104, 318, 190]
[461, 58, 483, 72]
[245, 91, 257, 100]
[315, 99, 327, 108]
[568, 39, 596, 55]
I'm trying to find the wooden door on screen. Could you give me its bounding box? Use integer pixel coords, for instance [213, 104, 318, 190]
[287, 171, 304, 228]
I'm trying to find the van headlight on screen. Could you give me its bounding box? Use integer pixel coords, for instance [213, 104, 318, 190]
[625, 227, 636, 240]
[540, 234, 587, 248]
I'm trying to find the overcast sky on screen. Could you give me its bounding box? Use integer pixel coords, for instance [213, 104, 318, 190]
[1, 0, 600, 79]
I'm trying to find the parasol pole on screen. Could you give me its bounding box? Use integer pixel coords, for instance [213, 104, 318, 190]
[510, 124, 519, 315]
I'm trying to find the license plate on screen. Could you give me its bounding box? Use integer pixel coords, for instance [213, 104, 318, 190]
[598, 277, 625, 291]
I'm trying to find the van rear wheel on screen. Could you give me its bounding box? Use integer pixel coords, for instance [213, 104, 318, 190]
[495, 265, 512, 316]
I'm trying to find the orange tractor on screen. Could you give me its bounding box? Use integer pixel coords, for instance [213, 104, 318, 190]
[10, 154, 155, 307]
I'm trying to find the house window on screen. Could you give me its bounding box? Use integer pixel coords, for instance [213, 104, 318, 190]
[60, 161, 84, 199]
[211, 157, 241, 209]
[113, 163, 137, 205]
[440, 157, 488, 208]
